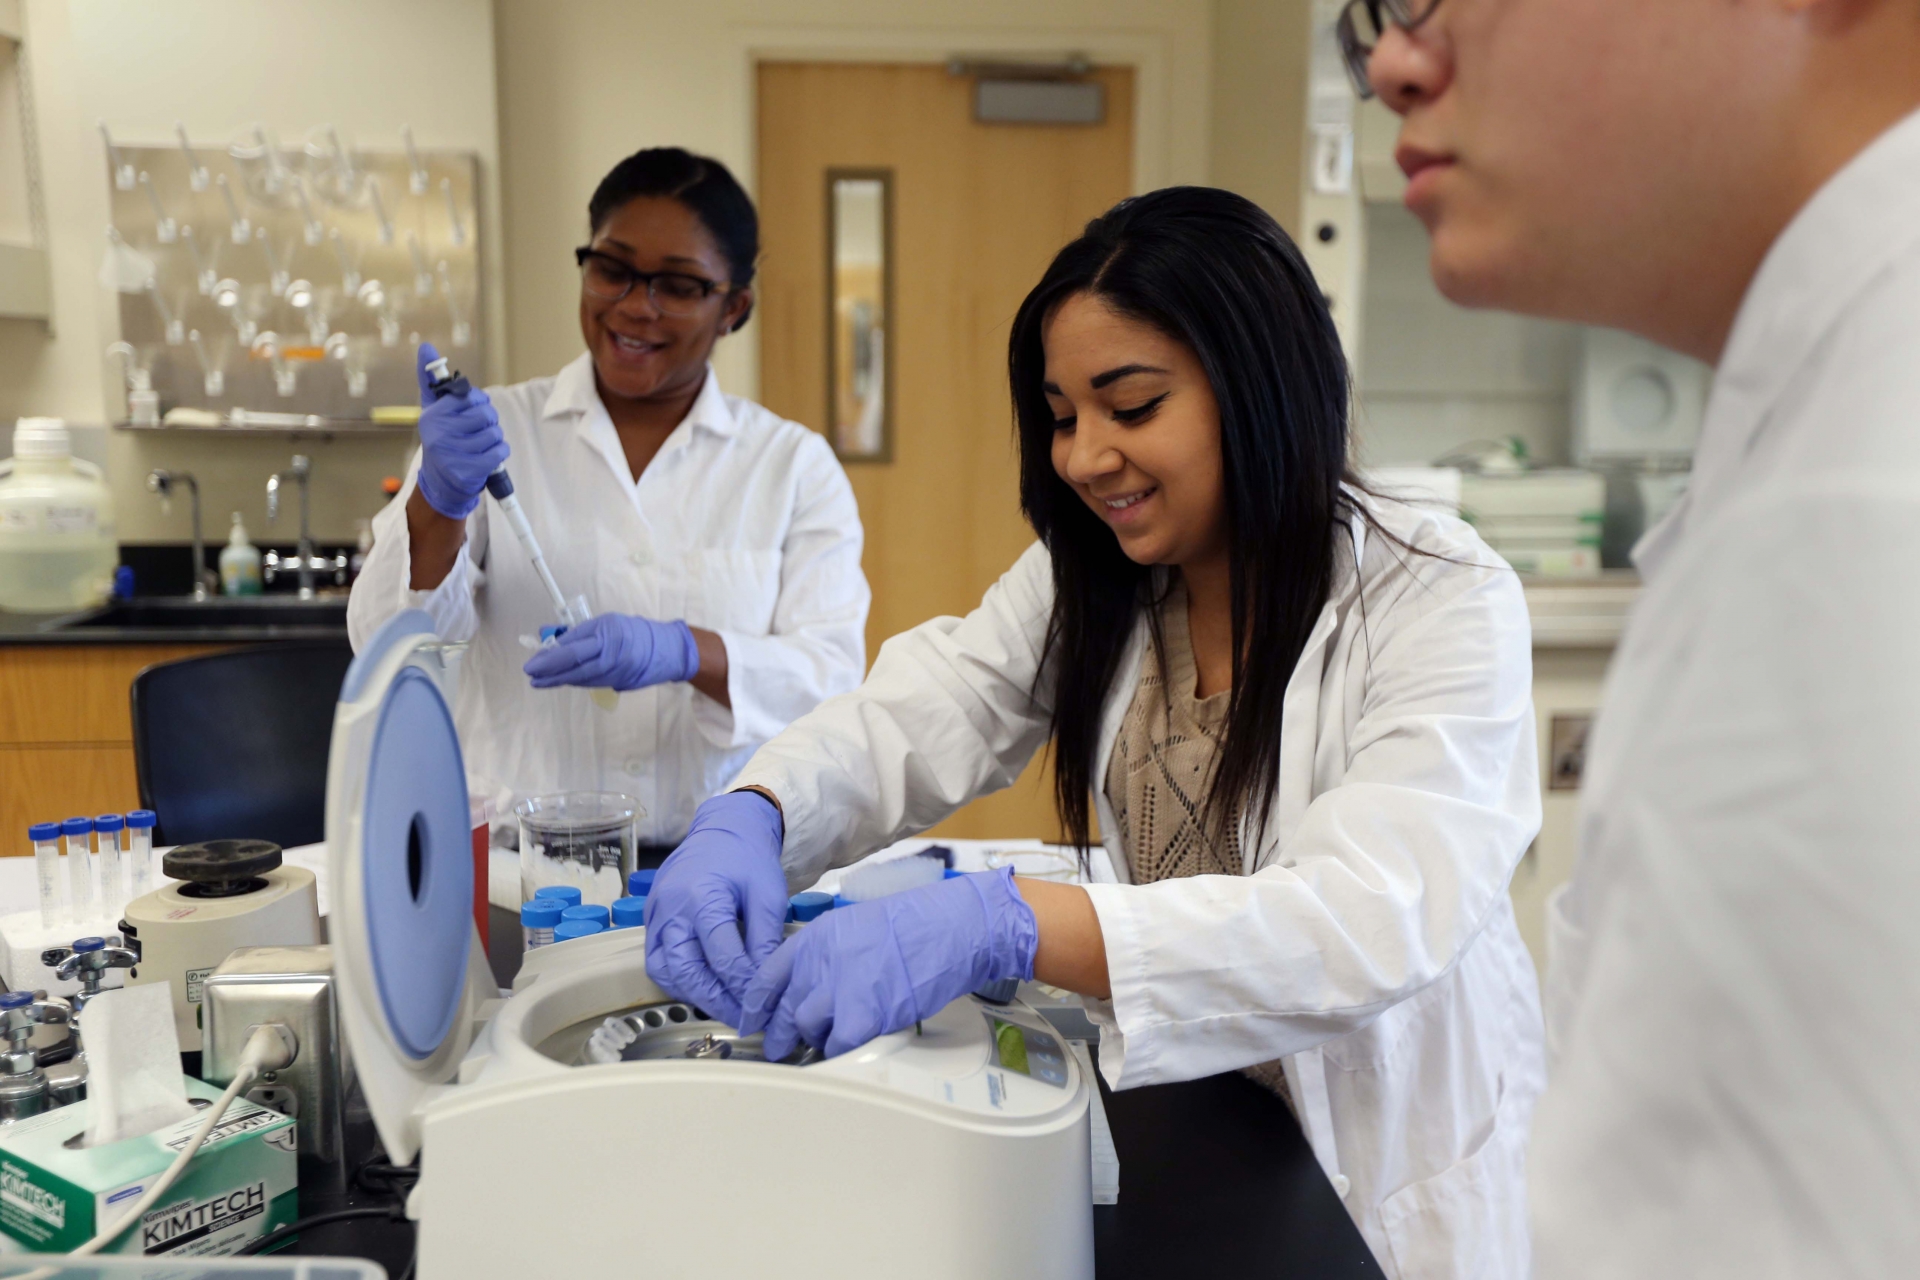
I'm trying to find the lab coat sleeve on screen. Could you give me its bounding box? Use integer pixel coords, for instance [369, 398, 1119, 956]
[345, 448, 490, 650]
[1081, 561, 1540, 1088]
[690, 432, 871, 749]
[1530, 484, 1920, 1279]
[728, 542, 1057, 891]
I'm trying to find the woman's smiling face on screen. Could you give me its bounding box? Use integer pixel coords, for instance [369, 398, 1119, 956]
[578, 195, 751, 405]
[1043, 292, 1228, 570]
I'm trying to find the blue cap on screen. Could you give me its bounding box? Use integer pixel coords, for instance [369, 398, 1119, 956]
[126, 810, 157, 830]
[520, 898, 566, 927]
[553, 919, 604, 941]
[539, 624, 568, 642]
[610, 896, 647, 928]
[560, 903, 610, 927]
[533, 885, 582, 906]
[789, 892, 834, 923]
[73, 937, 105, 953]
[94, 814, 124, 833]
[627, 868, 657, 896]
[28, 823, 59, 842]
[0, 992, 32, 1010]
[61, 817, 92, 837]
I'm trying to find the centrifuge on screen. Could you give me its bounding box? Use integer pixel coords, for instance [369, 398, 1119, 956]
[324, 612, 1095, 1279]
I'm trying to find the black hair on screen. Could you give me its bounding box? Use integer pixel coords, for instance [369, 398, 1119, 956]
[589, 147, 759, 327]
[1010, 186, 1360, 854]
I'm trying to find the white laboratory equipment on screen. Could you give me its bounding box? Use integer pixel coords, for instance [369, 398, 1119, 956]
[327, 611, 1096, 1279]
[1460, 467, 1607, 578]
[1573, 327, 1709, 466]
[121, 841, 322, 1052]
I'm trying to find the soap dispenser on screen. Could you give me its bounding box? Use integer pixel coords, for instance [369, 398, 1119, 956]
[219, 511, 263, 596]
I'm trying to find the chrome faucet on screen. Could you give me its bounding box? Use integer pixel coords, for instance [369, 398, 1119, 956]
[146, 469, 213, 600]
[266, 454, 316, 599]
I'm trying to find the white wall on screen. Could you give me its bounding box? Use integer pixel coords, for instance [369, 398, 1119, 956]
[493, 0, 1219, 397]
[0, 0, 504, 542]
[1355, 202, 1580, 469]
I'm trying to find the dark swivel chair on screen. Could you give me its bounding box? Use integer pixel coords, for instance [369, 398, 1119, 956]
[130, 642, 355, 849]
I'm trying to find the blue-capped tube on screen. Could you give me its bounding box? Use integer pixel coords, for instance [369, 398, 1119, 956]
[560, 903, 610, 930]
[789, 892, 834, 924]
[61, 818, 94, 921]
[521, 897, 565, 951]
[29, 823, 61, 927]
[126, 810, 157, 901]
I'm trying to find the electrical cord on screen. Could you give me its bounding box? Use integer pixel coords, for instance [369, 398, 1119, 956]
[233, 1204, 407, 1256]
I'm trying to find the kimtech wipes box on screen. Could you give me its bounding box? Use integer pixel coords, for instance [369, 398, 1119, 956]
[0, 1076, 296, 1256]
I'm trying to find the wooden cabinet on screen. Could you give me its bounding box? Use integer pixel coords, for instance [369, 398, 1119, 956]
[0, 645, 227, 853]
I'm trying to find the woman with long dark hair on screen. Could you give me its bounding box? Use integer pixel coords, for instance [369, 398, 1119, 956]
[646, 187, 1544, 1278]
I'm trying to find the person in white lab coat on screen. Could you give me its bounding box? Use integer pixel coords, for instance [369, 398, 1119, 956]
[647, 188, 1546, 1279]
[1357, 0, 1920, 1273]
[349, 148, 869, 847]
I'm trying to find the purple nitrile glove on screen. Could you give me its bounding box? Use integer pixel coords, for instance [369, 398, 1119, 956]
[413, 342, 507, 520]
[643, 791, 789, 1027]
[521, 614, 699, 691]
[740, 868, 1038, 1061]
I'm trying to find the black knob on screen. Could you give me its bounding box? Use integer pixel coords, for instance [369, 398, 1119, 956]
[163, 839, 282, 898]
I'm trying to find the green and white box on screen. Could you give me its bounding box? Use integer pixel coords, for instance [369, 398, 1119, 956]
[0, 1076, 297, 1256]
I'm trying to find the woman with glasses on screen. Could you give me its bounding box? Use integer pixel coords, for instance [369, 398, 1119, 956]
[349, 147, 869, 857]
[646, 187, 1543, 1279]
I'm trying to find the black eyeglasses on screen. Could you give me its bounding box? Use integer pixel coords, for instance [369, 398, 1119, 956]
[1335, 0, 1445, 99]
[574, 247, 729, 315]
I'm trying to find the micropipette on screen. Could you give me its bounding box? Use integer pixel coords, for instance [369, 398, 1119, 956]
[424, 355, 579, 628]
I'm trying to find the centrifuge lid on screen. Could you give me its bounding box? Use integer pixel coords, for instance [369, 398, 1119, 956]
[326, 609, 488, 1164]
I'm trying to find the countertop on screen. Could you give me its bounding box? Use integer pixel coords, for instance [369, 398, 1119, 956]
[1521, 570, 1640, 647]
[0, 596, 350, 646]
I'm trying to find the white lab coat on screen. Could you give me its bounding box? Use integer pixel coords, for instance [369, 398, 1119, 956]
[733, 495, 1546, 1279]
[1530, 110, 1920, 1276]
[348, 354, 870, 844]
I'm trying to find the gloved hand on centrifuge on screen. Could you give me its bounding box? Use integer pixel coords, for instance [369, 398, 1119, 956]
[413, 343, 507, 520]
[522, 614, 699, 690]
[644, 791, 790, 1027]
[740, 868, 1038, 1060]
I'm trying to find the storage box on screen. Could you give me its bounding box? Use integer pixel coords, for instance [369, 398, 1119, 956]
[0, 1076, 296, 1256]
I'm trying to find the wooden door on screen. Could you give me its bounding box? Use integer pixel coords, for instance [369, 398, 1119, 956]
[758, 62, 1134, 841]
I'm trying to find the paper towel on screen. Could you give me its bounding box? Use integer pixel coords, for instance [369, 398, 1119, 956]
[81, 982, 197, 1147]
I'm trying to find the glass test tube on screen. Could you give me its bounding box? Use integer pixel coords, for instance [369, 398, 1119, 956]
[29, 823, 63, 928]
[94, 814, 126, 916]
[61, 817, 95, 922]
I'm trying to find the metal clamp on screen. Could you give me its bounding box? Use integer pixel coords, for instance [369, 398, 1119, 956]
[0, 991, 71, 1123]
[42, 938, 140, 1019]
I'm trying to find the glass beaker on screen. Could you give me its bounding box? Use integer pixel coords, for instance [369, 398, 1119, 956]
[515, 792, 642, 910]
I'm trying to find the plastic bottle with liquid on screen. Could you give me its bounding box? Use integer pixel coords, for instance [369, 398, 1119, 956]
[0, 418, 119, 611]
[219, 512, 263, 596]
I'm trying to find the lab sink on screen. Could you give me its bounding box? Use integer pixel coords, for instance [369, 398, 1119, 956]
[44, 596, 350, 633]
